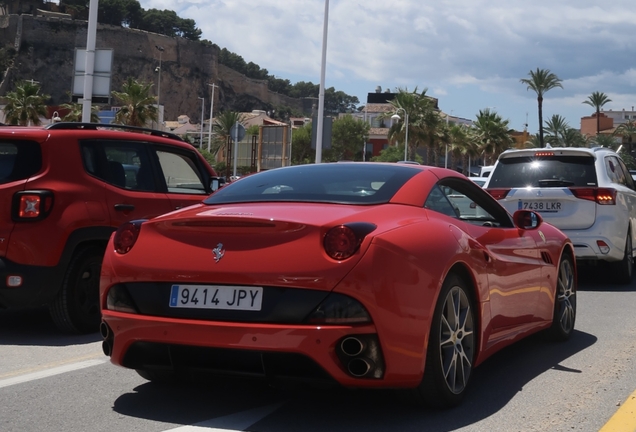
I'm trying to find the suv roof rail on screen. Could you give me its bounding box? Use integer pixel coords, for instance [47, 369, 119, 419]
[44, 122, 185, 142]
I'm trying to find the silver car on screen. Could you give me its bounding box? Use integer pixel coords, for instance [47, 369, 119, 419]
[484, 146, 636, 284]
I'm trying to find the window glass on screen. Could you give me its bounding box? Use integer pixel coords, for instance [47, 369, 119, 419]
[488, 155, 597, 188]
[430, 178, 513, 228]
[605, 156, 623, 185]
[425, 185, 460, 218]
[81, 140, 155, 191]
[157, 150, 206, 195]
[618, 158, 635, 189]
[204, 163, 418, 205]
[0, 141, 41, 184]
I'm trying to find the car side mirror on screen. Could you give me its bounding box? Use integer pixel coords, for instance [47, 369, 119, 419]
[210, 177, 226, 192]
[512, 210, 542, 230]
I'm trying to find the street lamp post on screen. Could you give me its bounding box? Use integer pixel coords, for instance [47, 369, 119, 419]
[445, 110, 453, 169]
[198, 97, 204, 148]
[391, 109, 409, 161]
[155, 45, 164, 129]
[207, 83, 218, 153]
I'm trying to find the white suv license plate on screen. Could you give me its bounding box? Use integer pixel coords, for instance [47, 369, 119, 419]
[519, 201, 562, 213]
[169, 285, 263, 311]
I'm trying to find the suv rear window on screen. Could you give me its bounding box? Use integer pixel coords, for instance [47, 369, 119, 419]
[488, 155, 597, 188]
[0, 141, 42, 184]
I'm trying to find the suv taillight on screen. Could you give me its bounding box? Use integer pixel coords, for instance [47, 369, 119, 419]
[569, 187, 616, 205]
[486, 188, 511, 200]
[12, 190, 54, 221]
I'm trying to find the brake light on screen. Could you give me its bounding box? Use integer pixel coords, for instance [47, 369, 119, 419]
[12, 190, 54, 221]
[569, 187, 616, 205]
[486, 188, 511, 200]
[535, 152, 554, 157]
[323, 222, 376, 261]
[113, 220, 146, 254]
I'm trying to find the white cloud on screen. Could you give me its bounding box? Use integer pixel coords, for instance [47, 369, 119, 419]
[136, 0, 636, 133]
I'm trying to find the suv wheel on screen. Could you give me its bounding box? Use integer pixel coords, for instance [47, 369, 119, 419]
[612, 231, 633, 285]
[49, 245, 104, 333]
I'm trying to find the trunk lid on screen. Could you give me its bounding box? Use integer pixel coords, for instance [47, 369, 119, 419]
[114, 202, 409, 291]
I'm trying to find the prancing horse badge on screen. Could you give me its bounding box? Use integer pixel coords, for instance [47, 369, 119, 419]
[212, 243, 225, 262]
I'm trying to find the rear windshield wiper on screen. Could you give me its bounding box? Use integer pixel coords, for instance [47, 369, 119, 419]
[537, 178, 576, 187]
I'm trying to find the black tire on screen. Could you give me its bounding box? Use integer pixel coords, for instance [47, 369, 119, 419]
[545, 253, 576, 341]
[413, 273, 476, 409]
[612, 232, 633, 285]
[49, 245, 104, 334]
[136, 369, 177, 384]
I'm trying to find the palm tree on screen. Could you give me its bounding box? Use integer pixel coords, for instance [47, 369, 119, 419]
[213, 110, 247, 160]
[111, 77, 158, 127]
[473, 108, 514, 164]
[583, 91, 612, 136]
[520, 68, 563, 148]
[447, 123, 479, 175]
[592, 134, 620, 151]
[58, 101, 101, 123]
[3, 80, 50, 126]
[385, 88, 441, 164]
[544, 114, 569, 146]
[614, 120, 636, 155]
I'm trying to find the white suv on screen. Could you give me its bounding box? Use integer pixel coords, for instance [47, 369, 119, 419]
[484, 147, 636, 284]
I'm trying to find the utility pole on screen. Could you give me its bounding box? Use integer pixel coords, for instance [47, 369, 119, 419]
[207, 83, 218, 153]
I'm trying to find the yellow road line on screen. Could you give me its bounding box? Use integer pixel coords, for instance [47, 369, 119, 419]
[599, 390, 636, 432]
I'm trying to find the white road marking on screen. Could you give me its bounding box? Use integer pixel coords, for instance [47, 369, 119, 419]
[163, 403, 284, 432]
[0, 359, 107, 389]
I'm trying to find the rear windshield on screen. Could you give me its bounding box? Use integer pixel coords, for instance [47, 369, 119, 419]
[488, 155, 597, 188]
[0, 140, 42, 184]
[204, 163, 419, 205]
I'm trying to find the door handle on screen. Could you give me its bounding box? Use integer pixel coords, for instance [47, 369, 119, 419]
[114, 204, 135, 212]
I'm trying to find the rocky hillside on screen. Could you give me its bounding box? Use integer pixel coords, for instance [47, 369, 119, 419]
[0, 13, 311, 122]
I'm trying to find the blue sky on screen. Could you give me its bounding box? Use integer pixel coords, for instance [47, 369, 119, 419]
[137, 0, 636, 134]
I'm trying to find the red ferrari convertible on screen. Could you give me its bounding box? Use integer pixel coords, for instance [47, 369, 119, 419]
[99, 162, 576, 408]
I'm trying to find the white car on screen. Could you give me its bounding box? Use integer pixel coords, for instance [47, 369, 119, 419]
[469, 177, 489, 187]
[484, 147, 636, 284]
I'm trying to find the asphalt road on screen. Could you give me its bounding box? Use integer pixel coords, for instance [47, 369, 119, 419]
[1, 266, 635, 432]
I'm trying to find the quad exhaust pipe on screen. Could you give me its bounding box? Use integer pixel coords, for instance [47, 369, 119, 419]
[340, 336, 365, 357]
[336, 334, 385, 379]
[100, 321, 113, 357]
[347, 357, 373, 377]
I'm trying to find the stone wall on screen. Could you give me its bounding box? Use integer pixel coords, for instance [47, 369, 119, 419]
[0, 14, 305, 122]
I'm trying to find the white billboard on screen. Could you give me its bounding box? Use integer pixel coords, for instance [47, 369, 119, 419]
[72, 48, 113, 103]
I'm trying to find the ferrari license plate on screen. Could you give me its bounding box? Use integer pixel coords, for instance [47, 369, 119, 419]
[169, 285, 263, 311]
[519, 201, 562, 212]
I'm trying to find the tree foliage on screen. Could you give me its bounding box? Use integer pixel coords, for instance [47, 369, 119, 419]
[3, 80, 49, 126]
[111, 77, 158, 126]
[290, 123, 314, 165]
[583, 91, 612, 135]
[473, 108, 514, 164]
[520, 68, 563, 148]
[323, 115, 370, 162]
[59, 101, 101, 123]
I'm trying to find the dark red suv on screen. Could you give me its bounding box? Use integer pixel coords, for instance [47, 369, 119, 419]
[0, 123, 222, 333]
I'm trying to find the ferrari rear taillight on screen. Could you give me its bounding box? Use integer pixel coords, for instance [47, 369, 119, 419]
[323, 222, 376, 261]
[569, 187, 616, 205]
[113, 220, 146, 254]
[12, 190, 54, 221]
[486, 188, 511, 200]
